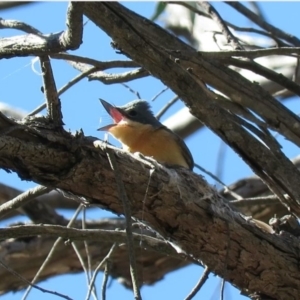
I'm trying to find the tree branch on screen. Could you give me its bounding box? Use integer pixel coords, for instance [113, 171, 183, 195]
[39, 56, 64, 126]
[0, 220, 187, 294]
[0, 113, 299, 299]
[226, 2, 300, 46]
[198, 2, 243, 50]
[59, 2, 83, 50]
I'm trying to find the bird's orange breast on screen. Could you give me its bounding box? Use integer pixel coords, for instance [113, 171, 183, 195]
[109, 122, 189, 168]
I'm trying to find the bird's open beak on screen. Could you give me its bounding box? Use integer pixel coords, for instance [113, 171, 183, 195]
[97, 99, 124, 131]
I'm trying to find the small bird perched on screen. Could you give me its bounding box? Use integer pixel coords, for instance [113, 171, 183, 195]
[98, 99, 194, 170]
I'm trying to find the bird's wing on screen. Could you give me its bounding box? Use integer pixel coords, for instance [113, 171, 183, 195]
[162, 125, 194, 170]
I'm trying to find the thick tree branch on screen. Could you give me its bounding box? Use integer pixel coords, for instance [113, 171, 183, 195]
[60, 2, 83, 50]
[0, 3, 84, 59]
[0, 114, 299, 299]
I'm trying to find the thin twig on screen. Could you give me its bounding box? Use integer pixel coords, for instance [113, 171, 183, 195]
[227, 57, 300, 97]
[197, 47, 300, 59]
[226, 22, 288, 47]
[0, 224, 178, 258]
[198, 2, 243, 50]
[0, 260, 73, 300]
[0, 185, 51, 219]
[220, 279, 225, 300]
[121, 83, 141, 99]
[168, 1, 287, 47]
[0, 17, 42, 35]
[184, 266, 210, 300]
[101, 260, 111, 300]
[82, 207, 93, 284]
[27, 66, 99, 117]
[50, 53, 140, 69]
[39, 55, 63, 126]
[105, 148, 142, 300]
[22, 205, 84, 300]
[151, 86, 169, 102]
[72, 242, 97, 300]
[69, 60, 149, 84]
[230, 194, 280, 207]
[155, 95, 179, 120]
[85, 243, 118, 300]
[194, 163, 243, 200]
[215, 141, 227, 188]
[140, 168, 155, 247]
[249, 2, 267, 22]
[226, 2, 300, 46]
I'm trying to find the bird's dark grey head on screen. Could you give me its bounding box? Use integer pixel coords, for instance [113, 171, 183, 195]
[119, 100, 162, 128]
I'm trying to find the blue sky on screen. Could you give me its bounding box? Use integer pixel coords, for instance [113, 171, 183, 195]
[0, 2, 299, 300]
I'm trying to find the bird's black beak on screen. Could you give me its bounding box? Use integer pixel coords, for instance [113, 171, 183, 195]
[99, 99, 114, 116]
[97, 99, 124, 131]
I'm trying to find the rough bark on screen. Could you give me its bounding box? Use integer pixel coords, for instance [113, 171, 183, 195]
[0, 113, 300, 300]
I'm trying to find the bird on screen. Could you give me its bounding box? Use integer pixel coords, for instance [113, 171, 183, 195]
[98, 99, 194, 170]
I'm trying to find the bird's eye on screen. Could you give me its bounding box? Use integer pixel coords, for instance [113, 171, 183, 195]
[128, 110, 137, 117]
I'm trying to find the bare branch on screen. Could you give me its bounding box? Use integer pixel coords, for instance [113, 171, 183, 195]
[50, 53, 140, 69]
[151, 86, 169, 102]
[39, 56, 64, 126]
[0, 260, 73, 300]
[121, 83, 141, 99]
[0, 18, 42, 35]
[226, 2, 300, 46]
[184, 267, 210, 300]
[27, 66, 99, 117]
[249, 2, 266, 21]
[230, 195, 280, 207]
[101, 260, 110, 300]
[0, 225, 178, 257]
[0, 185, 51, 219]
[21, 205, 84, 299]
[227, 57, 300, 98]
[168, 1, 287, 47]
[0, 3, 83, 59]
[105, 147, 142, 300]
[198, 2, 243, 50]
[155, 95, 179, 120]
[198, 47, 300, 59]
[68, 60, 149, 83]
[85, 243, 117, 300]
[59, 2, 83, 50]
